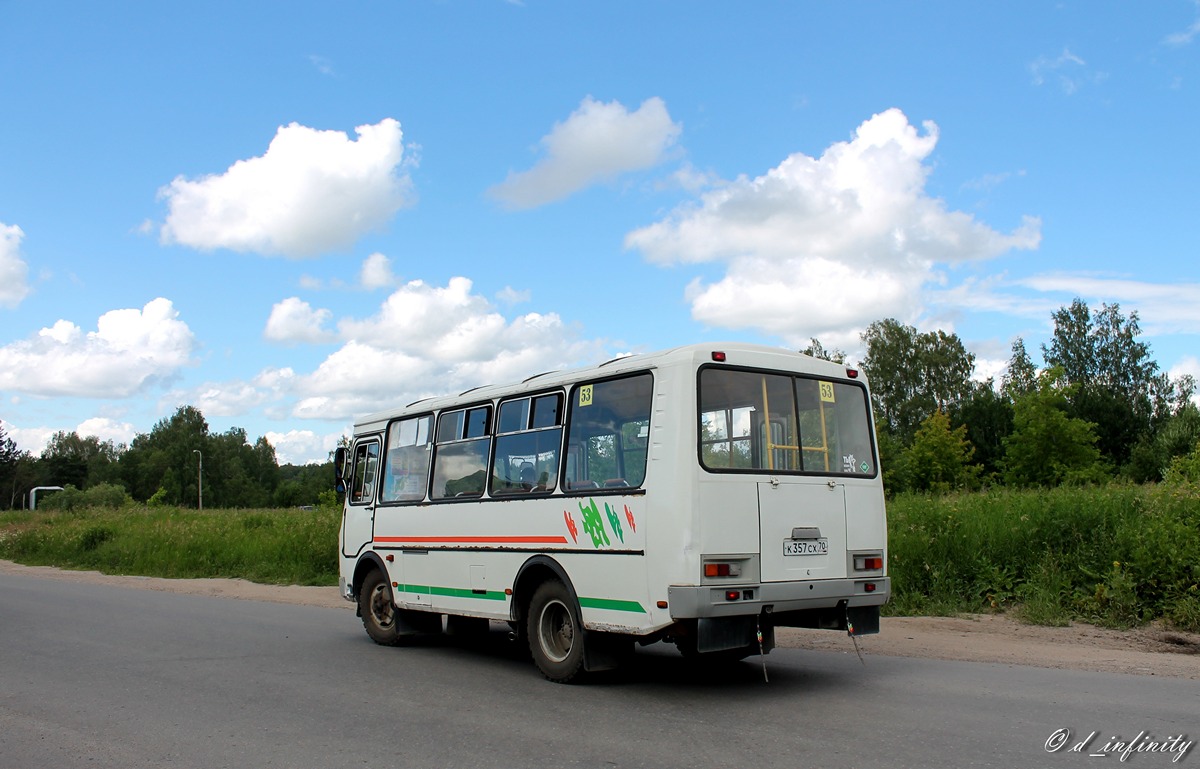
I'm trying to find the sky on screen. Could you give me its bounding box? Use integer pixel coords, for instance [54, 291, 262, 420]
[2, 1, 1198, 465]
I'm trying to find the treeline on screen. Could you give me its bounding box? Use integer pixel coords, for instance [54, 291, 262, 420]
[2, 297, 1196, 509]
[828, 298, 1197, 494]
[0, 406, 333, 510]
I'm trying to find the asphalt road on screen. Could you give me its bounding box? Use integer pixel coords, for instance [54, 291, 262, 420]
[1, 572, 1195, 769]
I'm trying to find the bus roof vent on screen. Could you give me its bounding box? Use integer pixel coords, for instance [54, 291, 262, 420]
[459, 385, 492, 396]
[599, 353, 638, 368]
[405, 397, 435, 408]
[522, 370, 559, 383]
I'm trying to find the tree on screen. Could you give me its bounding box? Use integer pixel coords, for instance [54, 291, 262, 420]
[274, 460, 336, 507]
[1000, 337, 1037, 401]
[860, 319, 975, 443]
[800, 338, 846, 364]
[0, 421, 34, 509]
[949, 380, 1013, 479]
[204, 429, 280, 507]
[1041, 299, 1172, 468]
[39, 431, 122, 491]
[896, 410, 981, 493]
[1127, 402, 1200, 482]
[121, 405, 210, 504]
[1001, 368, 1106, 487]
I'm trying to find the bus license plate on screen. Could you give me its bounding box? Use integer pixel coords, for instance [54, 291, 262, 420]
[783, 538, 828, 556]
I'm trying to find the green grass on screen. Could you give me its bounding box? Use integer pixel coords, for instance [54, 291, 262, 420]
[886, 482, 1200, 631]
[3, 482, 1198, 631]
[0, 504, 339, 586]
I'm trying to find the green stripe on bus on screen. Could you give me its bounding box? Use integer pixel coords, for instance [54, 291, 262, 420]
[397, 584, 507, 601]
[578, 596, 647, 613]
[395, 584, 644, 613]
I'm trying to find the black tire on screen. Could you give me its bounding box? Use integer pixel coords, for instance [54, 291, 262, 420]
[526, 579, 586, 683]
[359, 569, 403, 646]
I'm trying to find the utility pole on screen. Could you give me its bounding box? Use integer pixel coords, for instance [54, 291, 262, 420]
[193, 449, 203, 510]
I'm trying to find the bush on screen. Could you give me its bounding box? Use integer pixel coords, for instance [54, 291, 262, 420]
[38, 483, 132, 511]
[887, 483, 1200, 631]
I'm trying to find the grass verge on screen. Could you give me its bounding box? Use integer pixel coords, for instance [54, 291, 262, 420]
[3, 482, 1198, 631]
[886, 482, 1200, 631]
[0, 504, 339, 586]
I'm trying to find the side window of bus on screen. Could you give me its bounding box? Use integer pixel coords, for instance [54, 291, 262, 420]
[491, 393, 563, 496]
[380, 415, 433, 503]
[431, 405, 492, 499]
[350, 440, 380, 505]
[564, 373, 652, 491]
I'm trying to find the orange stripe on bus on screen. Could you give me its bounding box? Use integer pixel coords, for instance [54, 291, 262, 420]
[373, 535, 569, 544]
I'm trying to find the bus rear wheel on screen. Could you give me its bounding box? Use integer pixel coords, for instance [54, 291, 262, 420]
[359, 569, 403, 646]
[527, 579, 586, 683]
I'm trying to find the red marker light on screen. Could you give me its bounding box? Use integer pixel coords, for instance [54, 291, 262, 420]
[712, 351, 727, 362]
[846, 368, 859, 379]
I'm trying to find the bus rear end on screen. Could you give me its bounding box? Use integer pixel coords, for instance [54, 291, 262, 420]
[668, 349, 888, 656]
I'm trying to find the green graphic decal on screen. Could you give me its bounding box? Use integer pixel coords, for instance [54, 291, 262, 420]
[579, 498, 610, 548]
[604, 501, 624, 543]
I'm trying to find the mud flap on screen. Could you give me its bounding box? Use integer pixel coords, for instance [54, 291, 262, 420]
[582, 630, 633, 672]
[846, 605, 880, 636]
[393, 608, 444, 636]
[697, 616, 759, 653]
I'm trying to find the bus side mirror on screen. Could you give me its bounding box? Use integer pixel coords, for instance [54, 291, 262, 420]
[333, 447, 347, 493]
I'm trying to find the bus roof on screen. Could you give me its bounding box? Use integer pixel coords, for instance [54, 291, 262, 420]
[352, 342, 863, 433]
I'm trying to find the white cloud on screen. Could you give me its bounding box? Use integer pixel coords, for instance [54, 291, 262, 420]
[360, 252, 396, 289]
[1169, 356, 1200, 407]
[496, 286, 531, 305]
[276, 277, 606, 420]
[264, 428, 345, 466]
[76, 417, 137, 446]
[625, 108, 1041, 347]
[1165, 2, 1200, 46]
[159, 119, 413, 258]
[190, 382, 270, 417]
[489, 96, 682, 209]
[1029, 48, 1095, 94]
[938, 272, 1200, 338]
[0, 222, 31, 309]
[308, 54, 334, 75]
[264, 297, 335, 344]
[3, 417, 135, 456]
[1019, 274, 1200, 335]
[0, 298, 196, 398]
[3, 423, 56, 455]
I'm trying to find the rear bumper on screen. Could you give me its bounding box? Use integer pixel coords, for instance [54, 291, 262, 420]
[668, 577, 889, 619]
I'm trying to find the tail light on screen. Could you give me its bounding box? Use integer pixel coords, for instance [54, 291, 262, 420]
[704, 562, 742, 578]
[854, 555, 884, 571]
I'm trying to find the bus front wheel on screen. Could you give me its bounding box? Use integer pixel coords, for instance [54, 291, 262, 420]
[527, 580, 586, 683]
[359, 569, 403, 646]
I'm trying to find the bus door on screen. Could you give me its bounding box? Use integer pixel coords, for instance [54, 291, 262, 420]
[758, 478, 849, 582]
[342, 437, 380, 558]
[756, 374, 874, 583]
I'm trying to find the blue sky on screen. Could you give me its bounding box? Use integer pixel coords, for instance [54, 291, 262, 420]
[2, 1, 1198, 465]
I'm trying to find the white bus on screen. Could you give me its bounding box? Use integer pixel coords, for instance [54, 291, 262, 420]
[334, 343, 889, 682]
